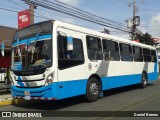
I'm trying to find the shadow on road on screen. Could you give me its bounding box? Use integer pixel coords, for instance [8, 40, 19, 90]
[103, 83, 154, 97]
[12, 83, 154, 111]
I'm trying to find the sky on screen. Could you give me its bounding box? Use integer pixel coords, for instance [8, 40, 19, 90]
[1, 0, 160, 39]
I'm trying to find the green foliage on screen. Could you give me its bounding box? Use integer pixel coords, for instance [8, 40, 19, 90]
[135, 33, 153, 45]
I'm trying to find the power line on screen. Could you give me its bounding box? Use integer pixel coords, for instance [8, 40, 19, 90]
[53, 0, 126, 27]
[0, 5, 23, 11]
[24, 0, 130, 31]
[38, 0, 128, 29]
[6, 0, 27, 8]
[0, 5, 111, 32]
[7, 0, 131, 33]
[7, 0, 89, 25]
[6, 0, 52, 20]
[21, 0, 131, 33]
[139, 8, 160, 12]
[0, 7, 49, 20]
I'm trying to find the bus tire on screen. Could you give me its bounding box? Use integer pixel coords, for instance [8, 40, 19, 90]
[86, 77, 101, 102]
[141, 72, 148, 88]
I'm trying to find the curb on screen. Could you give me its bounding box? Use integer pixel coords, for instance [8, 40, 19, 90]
[0, 98, 24, 107]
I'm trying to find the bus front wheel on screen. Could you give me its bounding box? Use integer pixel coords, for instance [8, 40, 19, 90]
[141, 73, 148, 88]
[86, 77, 101, 102]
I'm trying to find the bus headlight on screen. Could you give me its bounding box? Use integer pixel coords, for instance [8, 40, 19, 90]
[45, 72, 54, 85]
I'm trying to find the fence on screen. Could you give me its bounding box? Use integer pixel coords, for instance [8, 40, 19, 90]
[0, 68, 11, 91]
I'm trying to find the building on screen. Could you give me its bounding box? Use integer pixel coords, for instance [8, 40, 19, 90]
[0, 26, 17, 68]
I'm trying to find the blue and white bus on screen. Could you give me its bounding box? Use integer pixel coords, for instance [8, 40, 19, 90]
[6, 20, 159, 102]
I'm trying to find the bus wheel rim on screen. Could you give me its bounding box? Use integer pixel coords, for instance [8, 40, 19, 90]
[89, 83, 98, 95]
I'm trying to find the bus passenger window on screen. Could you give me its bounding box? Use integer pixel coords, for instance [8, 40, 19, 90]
[86, 36, 103, 60]
[151, 50, 157, 62]
[102, 39, 120, 61]
[143, 48, 151, 62]
[133, 46, 143, 62]
[120, 43, 133, 61]
[58, 34, 84, 69]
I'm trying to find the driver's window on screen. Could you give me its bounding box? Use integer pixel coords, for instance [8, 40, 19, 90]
[58, 34, 84, 69]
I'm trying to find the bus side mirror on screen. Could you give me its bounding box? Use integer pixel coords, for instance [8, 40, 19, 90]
[1, 43, 5, 57]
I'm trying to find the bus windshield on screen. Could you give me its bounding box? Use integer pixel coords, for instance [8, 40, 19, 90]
[12, 39, 52, 71]
[11, 21, 53, 71]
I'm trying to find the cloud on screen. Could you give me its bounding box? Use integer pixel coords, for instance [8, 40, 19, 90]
[56, 0, 81, 6]
[149, 13, 160, 37]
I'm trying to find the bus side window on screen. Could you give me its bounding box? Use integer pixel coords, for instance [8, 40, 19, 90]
[58, 34, 84, 69]
[120, 43, 133, 61]
[102, 39, 120, 61]
[86, 36, 103, 60]
[143, 48, 151, 62]
[133, 46, 143, 62]
[151, 50, 157, 62]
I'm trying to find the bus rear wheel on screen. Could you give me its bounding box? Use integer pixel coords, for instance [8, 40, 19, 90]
[141, 73, 148, 88]
[86, 77, 101, 102]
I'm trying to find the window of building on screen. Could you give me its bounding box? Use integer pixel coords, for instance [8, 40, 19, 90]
[58, 34, 84, 69]
[120, 43, 133, 61]
[133, 46, 143, 62]
[151, 50, 157, 62]
[102, 39, 120, 61]
[86, 36, 103, 60]
[143, 48, 151, 62]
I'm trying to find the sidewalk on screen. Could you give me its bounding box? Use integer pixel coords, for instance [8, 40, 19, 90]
[0, 90, 23, 106]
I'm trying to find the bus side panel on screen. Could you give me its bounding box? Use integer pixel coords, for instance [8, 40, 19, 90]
[101, 74, 141, 90]
[148, 62, 159, 81]
[56, 79, 87, 100]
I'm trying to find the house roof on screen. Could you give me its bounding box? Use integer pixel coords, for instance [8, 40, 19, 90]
[0, 26, 17, 48]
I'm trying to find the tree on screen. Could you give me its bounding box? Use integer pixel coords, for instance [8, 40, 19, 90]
[135, 32, 153, 46]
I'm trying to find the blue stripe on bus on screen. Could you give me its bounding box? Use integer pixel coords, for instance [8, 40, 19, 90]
[17, 76, 25, 87]
[28, 37, 36, 45]
[11, 69, 158, 100]
[12, 34, 52, 47]
[39, 34, 52, 40]
[12, 39, 28, 47]
[148, 62, 159, 81]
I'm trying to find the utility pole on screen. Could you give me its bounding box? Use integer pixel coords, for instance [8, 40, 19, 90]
[25, 0, 36, 25]
[128, 0, 143, 40]
[30, 3, 35, 24]
[132, 0, 136, 40]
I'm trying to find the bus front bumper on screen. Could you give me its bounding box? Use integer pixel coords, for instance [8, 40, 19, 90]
[11, 82, 58, 100]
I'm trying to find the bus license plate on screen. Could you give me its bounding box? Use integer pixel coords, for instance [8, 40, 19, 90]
[24, 91, 31, 100]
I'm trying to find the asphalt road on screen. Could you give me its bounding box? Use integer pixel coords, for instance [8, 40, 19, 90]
[1, 79, 160, 120]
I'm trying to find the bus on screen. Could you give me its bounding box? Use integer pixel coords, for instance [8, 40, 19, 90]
[4, 20, 159, 102]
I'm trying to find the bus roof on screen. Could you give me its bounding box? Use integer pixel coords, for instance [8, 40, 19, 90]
[15, 19, 155, 50]
[54, 20, 155, 50]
